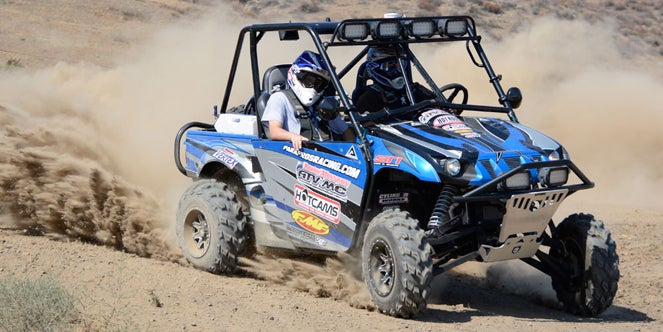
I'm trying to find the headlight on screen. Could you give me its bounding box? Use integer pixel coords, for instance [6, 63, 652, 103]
[538, 167, 569, 187]
[547, 150, 560, 161]
[547, 147, 569, 161]
[440, 158, 461, 176]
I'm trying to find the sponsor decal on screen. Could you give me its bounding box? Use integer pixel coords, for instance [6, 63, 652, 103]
[374, 155, 403, 167]
[212, 147, 238, 169]
[283, 145, 361, 179]
[297, 162, 349, 202]
[286, 224, 328, 247]
[294, 184, 341, 224]
[291, 210, 330, 235]
[378, 192, 410, 205]
[418, 109, 446, 124]
[345, 145, 358, 160]
[419, 109, 480, 139]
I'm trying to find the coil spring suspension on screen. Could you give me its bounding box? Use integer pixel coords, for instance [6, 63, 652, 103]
[427, 185, 458, 230]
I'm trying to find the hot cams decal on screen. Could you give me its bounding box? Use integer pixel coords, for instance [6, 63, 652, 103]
[291, 210, 329, 235]
[294, 184, 341, 224]
[212, 147, 239, 169]
[283, 145, 361, 179]
[418, 109, 480, 138]
[297, 162, 349, 202]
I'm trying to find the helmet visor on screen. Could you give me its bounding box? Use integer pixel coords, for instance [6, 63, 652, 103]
[378, 59, 406, 79]
[296, 72, 329, 92]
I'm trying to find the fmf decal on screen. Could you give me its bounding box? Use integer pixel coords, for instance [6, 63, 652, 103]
[283, 145, 361, 179]
[297, 162, 349, 202]
[374, 155, 402, 166]
[212, 148, 238, 169]
[291, 210, 330, 235]
[286, 224, 327, 247]
[294, 184, 341, 224]
[378, 193, 410, 205]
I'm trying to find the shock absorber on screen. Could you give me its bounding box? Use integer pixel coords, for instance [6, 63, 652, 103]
[427, 185, 458, 231]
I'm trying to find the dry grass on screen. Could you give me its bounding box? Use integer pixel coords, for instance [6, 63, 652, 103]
[0, 275, 78, 332]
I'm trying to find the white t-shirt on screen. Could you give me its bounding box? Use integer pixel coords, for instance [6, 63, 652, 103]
[261, 91, 349, 137]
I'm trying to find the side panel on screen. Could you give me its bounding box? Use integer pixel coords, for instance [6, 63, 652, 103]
[252, 140, 368, 252]
[183, 130, 260, 182]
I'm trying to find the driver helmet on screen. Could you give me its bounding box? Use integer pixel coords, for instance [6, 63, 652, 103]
[287, 51, 331, 107]
[366, 46, 408, 90]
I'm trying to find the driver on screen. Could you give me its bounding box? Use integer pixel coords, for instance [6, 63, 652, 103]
[262, 50, 355, 150]
[353, 46, 435, 113]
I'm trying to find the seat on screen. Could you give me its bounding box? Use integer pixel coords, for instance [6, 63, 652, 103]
[257, 64, 290, 138]
[351, 62, 369, 103]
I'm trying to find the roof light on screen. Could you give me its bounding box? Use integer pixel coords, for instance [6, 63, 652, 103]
[438, 19, 468, 37]
[374, 21, 401, 39]
[340, 23, 369, 41]
[409, 20, 435, 38]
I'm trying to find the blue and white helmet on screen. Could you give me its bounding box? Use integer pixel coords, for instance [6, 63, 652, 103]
[366, 47, 407, 90]
[287, 51, 331, 106]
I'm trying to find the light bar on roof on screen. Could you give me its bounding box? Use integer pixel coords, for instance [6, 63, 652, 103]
[340, 22, 369, 40]
[374, 21, 401, 39]
[438, 18, 469, 37]
[409, 20, 435, 37]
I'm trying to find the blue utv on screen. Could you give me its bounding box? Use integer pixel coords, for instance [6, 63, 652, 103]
[174, 15, 619, 318]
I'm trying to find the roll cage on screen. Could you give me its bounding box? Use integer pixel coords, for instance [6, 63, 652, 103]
[219, 15, 520, 147]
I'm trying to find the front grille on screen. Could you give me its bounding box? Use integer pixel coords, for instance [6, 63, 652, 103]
[504, 156, 521, 170]
[480, 160, 497, 178]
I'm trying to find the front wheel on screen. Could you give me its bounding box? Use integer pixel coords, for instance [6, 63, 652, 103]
[361, 209, 433, 318]
[550, 213, 619, 316]
[176, 179, 248, 274]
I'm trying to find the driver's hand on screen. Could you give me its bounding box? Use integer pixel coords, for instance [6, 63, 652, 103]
[291, 133, 308, 150]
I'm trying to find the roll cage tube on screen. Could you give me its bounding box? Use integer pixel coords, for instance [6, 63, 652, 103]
[465, 25, 519, 123]
[218, 21, 370, 149]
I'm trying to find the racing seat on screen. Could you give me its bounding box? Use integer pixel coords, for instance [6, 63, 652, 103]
[256, 64, 290, 138]
[351, 61, 369, 104]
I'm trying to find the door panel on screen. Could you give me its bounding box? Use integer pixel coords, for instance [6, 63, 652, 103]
[252, 140, 367, 251]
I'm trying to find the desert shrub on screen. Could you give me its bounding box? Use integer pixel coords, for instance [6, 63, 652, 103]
[418, 0, 442, 12]
[4, 58, 23, 69]
[483, 1, 503, 14]
[299, 1, 322, 13]
[0, 275, 78, 332]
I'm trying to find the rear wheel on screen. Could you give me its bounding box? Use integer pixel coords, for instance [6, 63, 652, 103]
[176, 179, 248, 273]
[550, 213, 619, 316]
[361, 209, 433, 318]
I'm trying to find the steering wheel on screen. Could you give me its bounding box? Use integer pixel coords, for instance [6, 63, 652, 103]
[439, 83, 468, 104]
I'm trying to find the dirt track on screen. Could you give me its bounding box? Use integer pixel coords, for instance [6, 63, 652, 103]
[0, 1, 662, 331]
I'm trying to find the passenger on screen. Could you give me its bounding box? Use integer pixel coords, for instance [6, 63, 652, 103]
[262, 50, 355, 150]
[353, 46, 435, 113]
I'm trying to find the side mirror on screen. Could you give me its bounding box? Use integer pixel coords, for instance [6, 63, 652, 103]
[505, 87, 522, 109]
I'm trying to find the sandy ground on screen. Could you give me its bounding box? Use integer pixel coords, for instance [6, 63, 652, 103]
[0, 1, 662, 331]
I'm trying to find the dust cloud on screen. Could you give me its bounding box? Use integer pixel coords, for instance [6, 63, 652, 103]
[430, 16, 663, 210]
[240, 253, 375, 310]
[1, 7, 660, 311]
[426, 16, 663, 303]
[0, 7, 245, 260]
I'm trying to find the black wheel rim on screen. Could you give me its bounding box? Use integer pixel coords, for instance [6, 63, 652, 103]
[368, 239, 395, 297]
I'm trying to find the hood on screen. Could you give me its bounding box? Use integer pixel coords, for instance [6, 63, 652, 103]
[371, 111, 565, 185]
